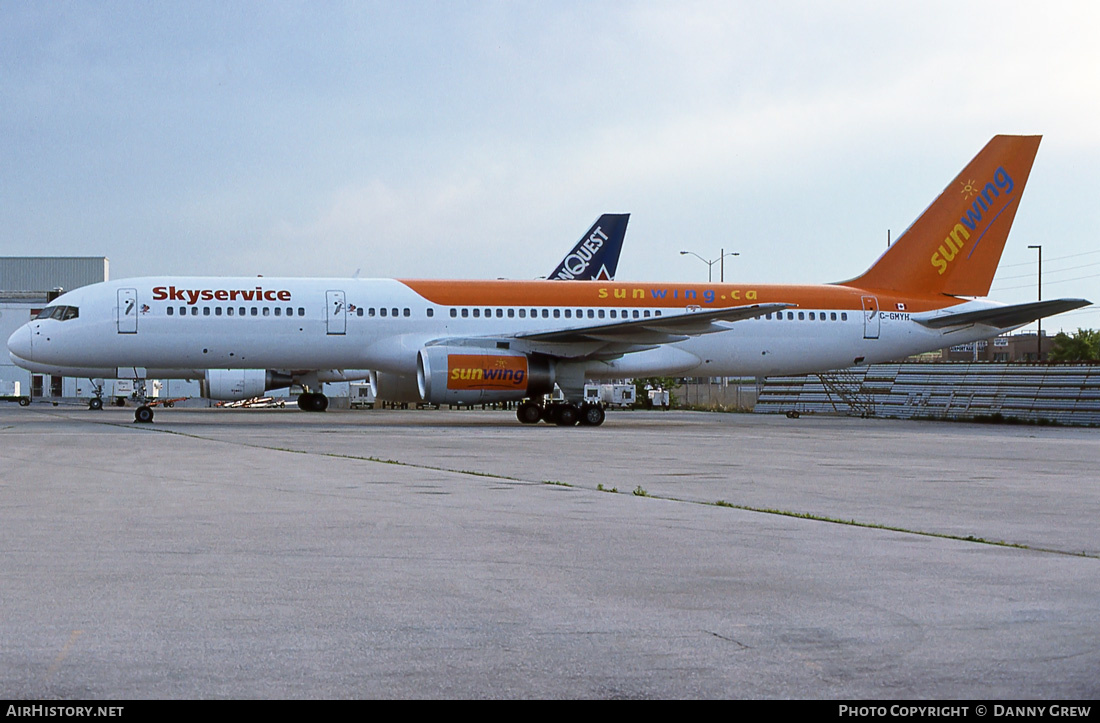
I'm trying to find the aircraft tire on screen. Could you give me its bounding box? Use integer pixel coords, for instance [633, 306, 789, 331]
[88, 397, 103, 411]
[579, 403, 605, 427]
[517, 401, 542, 424]
[298, 392, 329, 412]
[134, 405, 154, 424]
[554, 403, 579, 427]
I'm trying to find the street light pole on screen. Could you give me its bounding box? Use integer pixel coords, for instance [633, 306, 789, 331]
[1028, 244, 1042, 360]
[680, 249, 740, 283]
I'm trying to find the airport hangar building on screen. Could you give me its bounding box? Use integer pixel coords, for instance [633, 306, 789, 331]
[0, 257, 111, 400]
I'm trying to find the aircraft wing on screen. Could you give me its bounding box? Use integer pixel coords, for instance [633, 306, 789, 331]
[514, 301, 792, 343]
[516, 303, 791, 345]
[422, 303, 790, 361]
[914, 298, 1091, 330]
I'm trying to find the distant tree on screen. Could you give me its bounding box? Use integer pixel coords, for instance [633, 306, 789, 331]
[1048, 328, 1100, 362]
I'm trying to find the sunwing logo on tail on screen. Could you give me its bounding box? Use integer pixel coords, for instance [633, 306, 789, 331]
[931, 167, 1015, 275]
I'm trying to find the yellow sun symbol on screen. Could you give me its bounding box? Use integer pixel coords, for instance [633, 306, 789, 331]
[959, 178, 979, 199]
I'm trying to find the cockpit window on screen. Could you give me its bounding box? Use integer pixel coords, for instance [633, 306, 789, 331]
[36, 305, 78, 321]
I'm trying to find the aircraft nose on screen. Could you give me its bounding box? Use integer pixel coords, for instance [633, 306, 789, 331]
[7, 324, 32, 362]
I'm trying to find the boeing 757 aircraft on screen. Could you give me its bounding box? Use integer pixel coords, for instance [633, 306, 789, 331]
[8, 136, 1089, 425]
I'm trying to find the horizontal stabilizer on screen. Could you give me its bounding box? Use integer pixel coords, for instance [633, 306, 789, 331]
[915, 299, 1091, 329]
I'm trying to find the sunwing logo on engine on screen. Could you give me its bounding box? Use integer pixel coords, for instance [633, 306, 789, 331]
[447, 355, 528, 390]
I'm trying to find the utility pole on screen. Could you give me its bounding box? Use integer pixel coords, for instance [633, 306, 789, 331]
[1028, 244, 1042, 360]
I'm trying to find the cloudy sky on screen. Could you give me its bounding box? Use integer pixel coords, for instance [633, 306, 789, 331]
[3, 1, 1098, 331]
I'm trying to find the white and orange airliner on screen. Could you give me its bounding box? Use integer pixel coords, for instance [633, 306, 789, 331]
[7, 135, 1089, 425]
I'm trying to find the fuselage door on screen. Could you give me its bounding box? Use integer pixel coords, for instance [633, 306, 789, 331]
[118, 288, 138, 334]
[326, 290, 347, 335]
[861, 295, 880, 340]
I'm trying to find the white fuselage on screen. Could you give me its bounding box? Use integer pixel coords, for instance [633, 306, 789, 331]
[8, 276, 1005, 386]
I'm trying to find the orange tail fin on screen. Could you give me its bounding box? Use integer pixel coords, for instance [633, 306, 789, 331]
[844, 135, 1041, 297]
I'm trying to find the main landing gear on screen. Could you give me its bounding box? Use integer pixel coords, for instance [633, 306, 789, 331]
[297, 392, 329, 412]
[516, 400, 605, 427]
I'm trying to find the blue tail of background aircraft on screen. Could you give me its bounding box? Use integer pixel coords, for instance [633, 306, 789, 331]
[548, 214, 629, 281]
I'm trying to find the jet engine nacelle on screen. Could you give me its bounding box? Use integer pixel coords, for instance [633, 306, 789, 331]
[200, 369, 293, 401]
[368, 370, 422, 404]
[417, 347, 554, 405]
